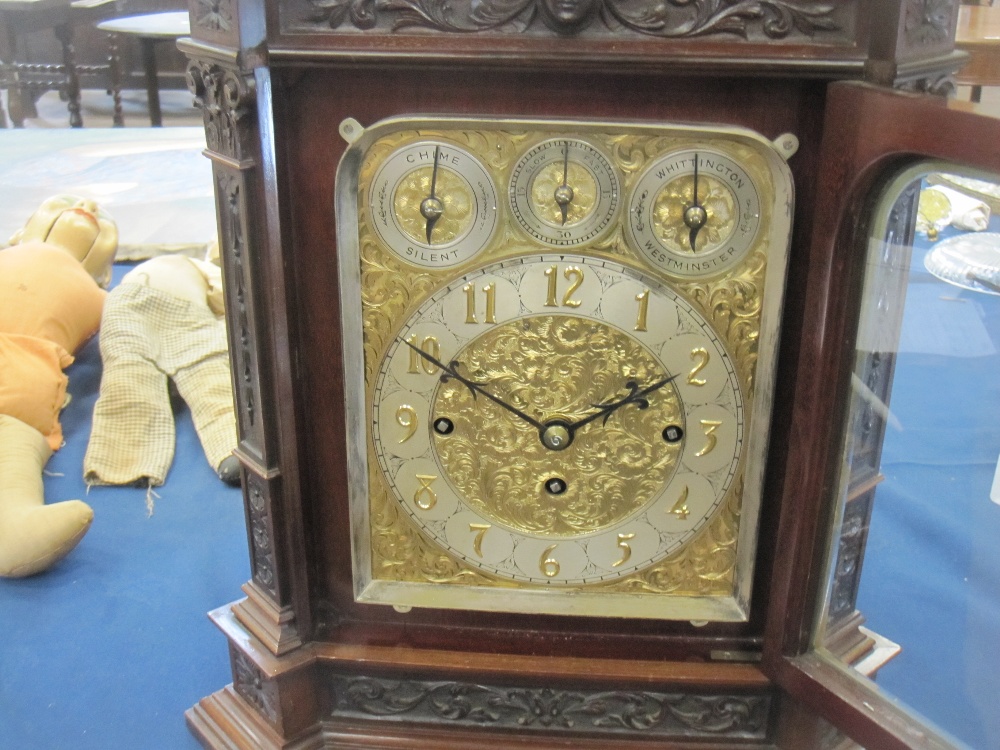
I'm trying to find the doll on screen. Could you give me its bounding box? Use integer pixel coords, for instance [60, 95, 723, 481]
[0, 196, 117, 577]
[84, 254, 240, 490]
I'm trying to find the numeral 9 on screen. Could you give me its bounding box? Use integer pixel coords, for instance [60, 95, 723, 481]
[395, 404, 418, 443]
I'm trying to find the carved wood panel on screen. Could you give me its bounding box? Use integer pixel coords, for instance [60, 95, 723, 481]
[328, 672, 774, 742]
[286, 0, 850, 41]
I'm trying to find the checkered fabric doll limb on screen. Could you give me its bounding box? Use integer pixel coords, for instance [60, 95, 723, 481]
[84, 255, 240, 489]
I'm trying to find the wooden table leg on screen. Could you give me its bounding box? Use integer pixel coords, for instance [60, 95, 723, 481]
[53, 21, 82, 128]
[3, 19, 25, 128]
[107, 33, 124, 127]
[139, 37, 162, 127]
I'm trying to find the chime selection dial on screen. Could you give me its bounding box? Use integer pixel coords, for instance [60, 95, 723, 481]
[628, 149, 761, 278]
[368, 140, 499, 268]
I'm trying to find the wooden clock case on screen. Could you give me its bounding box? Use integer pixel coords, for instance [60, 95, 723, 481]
[178, 0, 997, 747]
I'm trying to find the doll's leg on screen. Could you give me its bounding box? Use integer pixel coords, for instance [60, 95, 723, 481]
[0, 415, 93, 577]
[171, 351, 238, 481]
[84, 354, 174, 487]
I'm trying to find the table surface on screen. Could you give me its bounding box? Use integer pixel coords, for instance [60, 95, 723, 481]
[97, 10, 191, 37]
[955, 6, 1000, 89]
[0, 128, 216, 260]
[957, 5, 1000, 46]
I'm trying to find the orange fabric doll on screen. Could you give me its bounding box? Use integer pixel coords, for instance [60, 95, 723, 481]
[0, 197, 116, 577]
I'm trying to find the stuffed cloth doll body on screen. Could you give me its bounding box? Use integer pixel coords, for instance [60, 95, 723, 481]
[84, 255, 238, 488]
[0, 236, 109, 577]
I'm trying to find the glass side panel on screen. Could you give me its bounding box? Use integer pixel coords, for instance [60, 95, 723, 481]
[813, 163, 1000, 750]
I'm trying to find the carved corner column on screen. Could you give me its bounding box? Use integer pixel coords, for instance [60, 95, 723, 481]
[181, 42, 318, 746]
[185, 50, 302, 656]
[865, 0, 964, 95]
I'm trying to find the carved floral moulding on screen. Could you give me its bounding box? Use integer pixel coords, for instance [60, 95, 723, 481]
[328, 673, 772, 741]
[899, 0, 959, 60]
[281, 0, 855, 44]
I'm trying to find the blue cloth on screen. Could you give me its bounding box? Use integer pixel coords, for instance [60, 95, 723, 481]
[0, 264, 249, 749]
[856, 223, 1000, 749]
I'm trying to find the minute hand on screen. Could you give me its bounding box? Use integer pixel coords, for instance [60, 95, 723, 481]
[402, 339, 544, 430]
[567, 375, 677, 433]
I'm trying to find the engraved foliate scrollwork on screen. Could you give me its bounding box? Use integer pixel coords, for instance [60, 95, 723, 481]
[436, 316, 682, 536]
[303, 0, 841, 39]
[682, 249, 765, 398]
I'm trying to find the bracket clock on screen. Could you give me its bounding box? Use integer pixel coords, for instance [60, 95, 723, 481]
[178, 0, 1000, 747]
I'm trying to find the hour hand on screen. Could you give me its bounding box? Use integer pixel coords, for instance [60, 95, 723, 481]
[402, 339, 544, 430]
[569, 375, 677, 432]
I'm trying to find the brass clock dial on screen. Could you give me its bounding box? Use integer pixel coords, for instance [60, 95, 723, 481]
[628, 149, 762, 278]
[372, 255, 743, 585]
[337, 116, 795, 621]
[508, 138, 621, 246]
[367, 139, 499, 268]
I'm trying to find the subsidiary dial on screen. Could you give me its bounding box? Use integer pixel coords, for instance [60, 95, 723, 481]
[368, 140, 499, 268]
[509, 139, 621, 246]
[628, 149, 761, 278]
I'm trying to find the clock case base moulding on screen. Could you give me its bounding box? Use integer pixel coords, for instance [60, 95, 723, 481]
[187, 603, 776, 749]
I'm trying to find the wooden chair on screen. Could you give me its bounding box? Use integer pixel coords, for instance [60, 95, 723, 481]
[0, 0, 122, 127]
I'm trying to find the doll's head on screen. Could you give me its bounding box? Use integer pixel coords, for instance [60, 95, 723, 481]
[10, 195, 118, 288]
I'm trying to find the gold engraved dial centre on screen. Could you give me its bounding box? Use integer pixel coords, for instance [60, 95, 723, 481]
[432, 314, 683, 538]
[652, 173, 735, 254]
[395, 166, 473, 245]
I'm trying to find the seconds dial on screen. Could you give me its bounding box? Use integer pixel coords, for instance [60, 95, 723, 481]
[509, 139, 621, 247]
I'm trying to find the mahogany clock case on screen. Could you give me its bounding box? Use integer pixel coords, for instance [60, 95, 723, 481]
[278, 67, 825, 657]
[176, 0, 997, 740]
